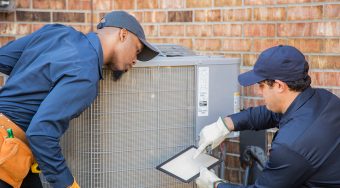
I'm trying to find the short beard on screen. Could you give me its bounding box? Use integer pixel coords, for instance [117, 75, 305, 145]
[111, 70, 125, 81]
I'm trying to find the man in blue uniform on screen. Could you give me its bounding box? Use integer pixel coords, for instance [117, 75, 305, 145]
[194, 45, 340, 188]
[0, 11, 158, 188]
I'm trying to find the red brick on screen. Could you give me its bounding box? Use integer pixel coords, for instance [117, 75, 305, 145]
[311, 22, 340, 37]
[86, 13, 100, 24]
[323, 0, 340, 1]
[288, 39, 322, 53]
[212, 24, 242, 37]
[114, 0, 135, 9]
[32, 0, 48, 9]
[0, 76, 3, 86]
[178, 38, 193, 49]
[226, 141, 240, 154]
[225, 169, 242, 183]
[223, 8, 252, 21]
[50, 0, 66, 9]
[16, 0, 30, 8]
[143, 25, 158, 37]
[277, 0, 311, 3]
[245, 0, 275, 5]
[323, 39, 340, 53]
[137, 0, 158, 9]
[17, 11, 51, 22]
[169, 11, 193, 22]
[68, 0, 91, 10]
[278, 23, 311, 37]
[0, 12, 14, 22]
[186, 24, 213, 37]
[253, 39, 287, 52]
[53, 12, 85, 22]
[160, 0, 185, 9]
[194, 9, 221, 22]
[244, 24, 275, 37]
[307, 56, 340, 69]
[160, 25, 185, 36]
[254, 7, 286, 21]
[222, 39, 252, 52]
[33, 0, 65, 9]
[17, 24, 32, 35]
[0, 23, 15, 35]
[186, 0, 211, 8]
[243, 98, 265, 108]
[144, 11, 167, 23]
[243, 84, 261, 97]
[324, 4, 340, 19]
[287, 6, 323, 20]
[32, 24, 45, 32]
[225, 155, 240, 168]
[68, 25, 91, 33]
[243, 54, 259, 66]
[310, 72, 340, 87]
[0, 36, 15, 47]
[194, 39, 221, 51]
[223, 54, 241, 59]
[94, 0, 112, 11]
[214, 0, 242, 6]
[310, 72, 321, 86]
[127, 11, 143, 23]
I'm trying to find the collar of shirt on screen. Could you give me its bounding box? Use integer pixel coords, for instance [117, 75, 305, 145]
[279, 87, 315, 128]
[86, 32, 104, 80]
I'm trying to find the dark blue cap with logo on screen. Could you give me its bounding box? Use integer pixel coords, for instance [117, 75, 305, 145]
[238, 45, 308, 86]
[97, 11, 159, 61]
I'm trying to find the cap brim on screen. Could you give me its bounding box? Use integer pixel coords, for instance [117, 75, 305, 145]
[137, 39, 159, 61]
[238, 70, 266, 86]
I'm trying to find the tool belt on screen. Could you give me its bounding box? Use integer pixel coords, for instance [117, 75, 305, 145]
[0, 113, 34, 188]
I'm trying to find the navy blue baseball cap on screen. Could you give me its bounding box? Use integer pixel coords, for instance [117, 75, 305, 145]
[97, 11, 159, 61]
[238, 45, 308, 86]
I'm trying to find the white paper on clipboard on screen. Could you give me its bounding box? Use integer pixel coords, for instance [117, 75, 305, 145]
[156, 146, 220, 183]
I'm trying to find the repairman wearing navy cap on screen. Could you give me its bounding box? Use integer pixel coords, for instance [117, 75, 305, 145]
[0, 11, 159, 188]
[194, 45, 340, 188]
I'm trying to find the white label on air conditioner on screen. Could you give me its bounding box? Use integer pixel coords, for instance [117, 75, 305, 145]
[197, 67, 209, 116]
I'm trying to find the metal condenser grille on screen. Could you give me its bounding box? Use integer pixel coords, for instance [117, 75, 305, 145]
[42, 66, 196, 188]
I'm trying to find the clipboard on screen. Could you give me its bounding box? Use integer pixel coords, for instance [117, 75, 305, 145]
[156, 145, 221, 183]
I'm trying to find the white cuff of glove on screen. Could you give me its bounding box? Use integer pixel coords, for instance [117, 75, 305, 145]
[216, 117, 229, 136]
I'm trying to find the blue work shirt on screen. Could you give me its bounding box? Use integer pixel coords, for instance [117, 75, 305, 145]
[0, 24, 104, 187]
[219, 87, 340, 188]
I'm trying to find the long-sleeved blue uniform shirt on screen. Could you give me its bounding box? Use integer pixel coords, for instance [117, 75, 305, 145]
[219, 87, 340, 188]
[0, 24, 103, 187]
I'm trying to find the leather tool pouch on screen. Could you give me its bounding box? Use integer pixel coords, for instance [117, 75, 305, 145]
[0, 127, 33, 188]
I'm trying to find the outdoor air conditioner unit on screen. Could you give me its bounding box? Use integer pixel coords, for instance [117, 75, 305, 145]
[41, 44, 240, 188]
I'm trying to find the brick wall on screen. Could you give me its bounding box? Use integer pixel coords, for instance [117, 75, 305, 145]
[0, 0, 339, 184]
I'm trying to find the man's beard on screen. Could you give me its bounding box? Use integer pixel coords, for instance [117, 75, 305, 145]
[111, 70, 125, 81]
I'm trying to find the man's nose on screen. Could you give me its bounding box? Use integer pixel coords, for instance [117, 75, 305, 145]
[132, 60, 137, 65]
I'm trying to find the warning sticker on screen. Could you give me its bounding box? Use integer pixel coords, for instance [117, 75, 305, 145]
[197, 67, 209, 116]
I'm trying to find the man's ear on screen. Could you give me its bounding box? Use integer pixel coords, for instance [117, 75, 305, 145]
[275, 80, 288, 93]
[119, 28, 129, 42]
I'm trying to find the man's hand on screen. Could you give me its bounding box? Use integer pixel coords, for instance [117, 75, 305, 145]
[196, 167, 221, 188]
[194, 117, 230, 158]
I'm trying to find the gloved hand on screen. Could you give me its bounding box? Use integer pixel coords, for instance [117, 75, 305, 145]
[68, 179, 80, 188]
[196, 167, 222, 188]
[194, 117, 230, 158]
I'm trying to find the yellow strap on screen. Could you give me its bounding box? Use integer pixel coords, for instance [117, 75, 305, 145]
[31, 162, 41, 173]
[69, 179, 80, 188]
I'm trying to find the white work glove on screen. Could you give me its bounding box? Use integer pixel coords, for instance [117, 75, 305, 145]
[196, 167, 222, 188]
[194, 117, 230, 158]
